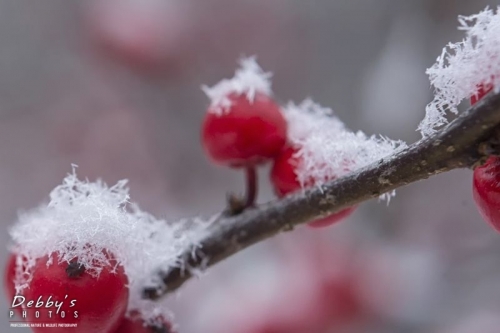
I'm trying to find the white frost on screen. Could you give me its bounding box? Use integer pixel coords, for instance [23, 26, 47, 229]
[201, 56, 273, 115]
[8, 167, 212, 324]
[421, 6, 500, 137]
[284, 100, 406, 201]
[285, 99, 346, 141]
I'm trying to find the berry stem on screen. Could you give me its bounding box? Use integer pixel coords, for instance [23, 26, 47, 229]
[245, 166, 257, 208]
[224, 167, 258, 216]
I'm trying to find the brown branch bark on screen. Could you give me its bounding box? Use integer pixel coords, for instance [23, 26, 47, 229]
[143, 91, 500, 300]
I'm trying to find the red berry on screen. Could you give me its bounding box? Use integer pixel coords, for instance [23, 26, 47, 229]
[114, 313, 174, 333]
[270, 146, 355, 228]
[20, 251, 128, 333]
[201, 92, 287, 167]
[84, 0, 184, 75]
[473, 156, 500, 232]
[471, 82, 493, 105]
[318, 275, 361, 322]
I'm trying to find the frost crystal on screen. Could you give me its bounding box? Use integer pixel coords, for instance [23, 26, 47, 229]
[285, 99, 345, 141]
[7, 168, 211, 324]
[284, 100, 406, 199]
[201, 56, 273, 115]
[421, 6, 500, 137]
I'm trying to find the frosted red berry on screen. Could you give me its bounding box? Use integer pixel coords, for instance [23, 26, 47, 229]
[201, 92, 287, 167]
[473, 156, 500, 233]
[20, 251, 128, 333]
[114, 313, 174, 333]
[270, 146, 356, 228]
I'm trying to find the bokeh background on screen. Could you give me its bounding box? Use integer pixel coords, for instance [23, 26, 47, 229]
[1, 0, 499, 332]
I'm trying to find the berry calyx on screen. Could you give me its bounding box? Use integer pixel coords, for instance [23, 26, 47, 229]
[114, 313, 174, 333]
[65, 260, 86, 278]
[21, 251, 129, 333]
[270, 146, 356, 228]
[473, 156, 500, 233]
[201, 92, 287, 168]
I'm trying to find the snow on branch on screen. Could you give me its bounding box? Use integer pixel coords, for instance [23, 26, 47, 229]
[421, 6, 500, 137]
[145, 90, 500, 300]
[8, 6, 500, 308]
[284, 99, 407, 197]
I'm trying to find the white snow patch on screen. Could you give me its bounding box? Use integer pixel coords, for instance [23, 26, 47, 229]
[201, 56, 273, 115]
[8, 167, 212, 324]
[421, 6, 500, 137]
[284, 100, 406, 202]
[284, 99, 346, 142]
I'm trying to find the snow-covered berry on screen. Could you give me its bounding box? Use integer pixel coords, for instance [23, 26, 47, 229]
[268, 100, 404, 227]
[5, 169, 211, 331]
[201, 57, 287, 167]
[422, 7, 500, 137]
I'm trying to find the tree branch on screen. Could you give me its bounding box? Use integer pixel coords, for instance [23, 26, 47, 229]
[143, 91, 500, 300]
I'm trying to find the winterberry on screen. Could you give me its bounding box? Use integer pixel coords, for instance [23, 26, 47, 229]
[317, 274, 361, 322]
[21, 251, 129, 333]
[84, 0, 184, 75]
[201, 92, 287, 168]
[114, 313, 174, 333]
[270, 146, 356, 228]
[473, 156, 500, 233]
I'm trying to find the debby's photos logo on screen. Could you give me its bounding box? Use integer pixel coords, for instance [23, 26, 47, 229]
[9, 295, 79, 329]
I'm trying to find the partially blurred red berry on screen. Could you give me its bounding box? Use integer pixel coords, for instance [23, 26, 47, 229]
[83, 0, 187, 75]
[473, 156, 500, 233]
[318, 275, 361, 322]
[201, 92, 287, 168]
[270, 146, 356, 228]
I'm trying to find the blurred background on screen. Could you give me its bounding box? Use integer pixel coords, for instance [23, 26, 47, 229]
[1, 0, 499, 332]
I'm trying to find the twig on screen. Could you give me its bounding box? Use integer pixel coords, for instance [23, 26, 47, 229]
[143, 91, 500, 300]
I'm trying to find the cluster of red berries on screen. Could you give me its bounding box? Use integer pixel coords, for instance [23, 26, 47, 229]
[4, 251, 173, 333]
[201, 90, 355, 228]
[471, 83, 500, 233]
